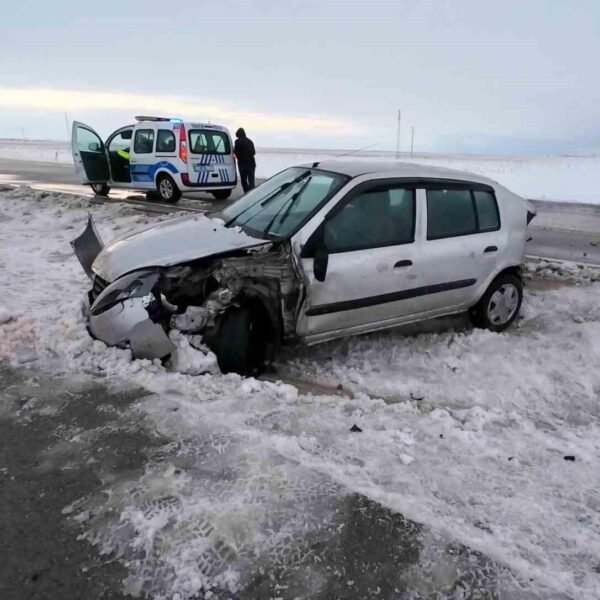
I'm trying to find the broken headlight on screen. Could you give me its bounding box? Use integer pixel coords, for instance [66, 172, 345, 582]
[90, 270, 161, 316]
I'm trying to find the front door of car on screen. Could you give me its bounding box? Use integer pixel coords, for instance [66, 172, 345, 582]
[71, 121, 110, 184]
[299, 182, 422, 336]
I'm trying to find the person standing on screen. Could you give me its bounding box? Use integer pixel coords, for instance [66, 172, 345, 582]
[234, 127, 256, 193]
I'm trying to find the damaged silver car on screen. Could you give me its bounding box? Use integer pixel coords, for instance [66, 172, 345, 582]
[72, 161, 536, 375]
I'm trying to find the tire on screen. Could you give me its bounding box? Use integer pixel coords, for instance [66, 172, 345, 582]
[212, 307, 267, 376]
[212, 190, 232, 201]
[156, 174, 181, 203]
[90, 183, 110, 197]
[470, 273, 523, 332]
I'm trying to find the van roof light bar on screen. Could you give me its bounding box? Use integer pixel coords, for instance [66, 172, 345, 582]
[134, 115, 175, 122]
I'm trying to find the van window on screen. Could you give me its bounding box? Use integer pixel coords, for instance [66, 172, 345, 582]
[189, 130, 231, 155]
[156, 130, 176, 153]
[325, 186, 415, 253]
[474, 190, 500, 231]
[426, 189, 477, 240]
[134, 129, 154, 154]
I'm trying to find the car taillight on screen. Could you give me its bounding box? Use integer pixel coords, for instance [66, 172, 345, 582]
[181, 173, 190, 186]
[179, 124, 187, 163]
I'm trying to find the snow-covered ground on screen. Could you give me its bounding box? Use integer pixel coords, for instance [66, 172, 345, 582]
[1, 187, 600, 598]
[1, 138, 599, 205]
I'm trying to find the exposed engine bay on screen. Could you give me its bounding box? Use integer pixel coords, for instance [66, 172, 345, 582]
[74, 212, 304, 366]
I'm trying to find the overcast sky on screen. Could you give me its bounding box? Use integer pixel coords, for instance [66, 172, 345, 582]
[1, 0, 599, 154]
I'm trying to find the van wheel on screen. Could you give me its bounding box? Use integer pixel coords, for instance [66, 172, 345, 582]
[212, 190, 232, 201]
[156, 174, 181, 203]
[212, 306, 267, 376]
[90, 183, 110, 197]
[470, 273, 523, 332]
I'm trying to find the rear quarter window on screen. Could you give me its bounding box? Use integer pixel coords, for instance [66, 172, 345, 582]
[134, 129, 154, 154]
[156, 130, 176, 153]
[473, 190, 500, 231]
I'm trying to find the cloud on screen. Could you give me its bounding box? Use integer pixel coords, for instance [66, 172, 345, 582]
[0, 87, 359, 135]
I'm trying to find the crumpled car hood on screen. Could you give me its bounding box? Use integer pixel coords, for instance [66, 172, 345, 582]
[92, 214, 268, 281]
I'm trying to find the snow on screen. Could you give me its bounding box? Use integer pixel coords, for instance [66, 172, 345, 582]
[1, 137, 600, 204]
[1, 186, 600, 598]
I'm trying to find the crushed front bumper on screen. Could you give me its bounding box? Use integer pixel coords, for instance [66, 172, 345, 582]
[84, 272, 176, 361]
[73, 216, 176, 360]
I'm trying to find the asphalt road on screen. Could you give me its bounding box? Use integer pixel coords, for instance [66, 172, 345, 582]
[1, 157, 600, 264]
[0, 365, 514, 599]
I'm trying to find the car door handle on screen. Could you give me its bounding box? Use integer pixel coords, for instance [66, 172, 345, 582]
[394, 260, 413, 268]
[483, 246, 498, 254]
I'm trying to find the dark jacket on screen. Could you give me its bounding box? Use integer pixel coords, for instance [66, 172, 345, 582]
[234, 128, 256, 166]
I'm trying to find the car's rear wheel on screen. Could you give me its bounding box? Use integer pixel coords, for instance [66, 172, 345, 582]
[90, 183, 110, 197]
[212, 306, 268, 376]
[470, 273, 523, 332]
[212, 190, 232, 201]
[156, 174, 181, 203]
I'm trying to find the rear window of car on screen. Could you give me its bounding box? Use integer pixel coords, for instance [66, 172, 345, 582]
[189, 129, 231, 155]
[426, 187, 500, 239]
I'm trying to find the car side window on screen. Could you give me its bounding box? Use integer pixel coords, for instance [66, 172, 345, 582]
[134, 129, 154, 154]
[473, 190, 500, 231]
[426, 189, 477, 239]
[324, 186, 415, 253]
[156, 130, 176, 153]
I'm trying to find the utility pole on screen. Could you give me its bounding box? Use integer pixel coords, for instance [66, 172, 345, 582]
[410, 126, 415, 158]
[395, 110, 401, 158]
[64, 113, 70, 140]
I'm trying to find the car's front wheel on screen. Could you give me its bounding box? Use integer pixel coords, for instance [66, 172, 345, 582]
[156, 174, 181, 203]
[470, 273, 523, 332]
[211, 306, 268, 376]
[90, 183, 110, 197]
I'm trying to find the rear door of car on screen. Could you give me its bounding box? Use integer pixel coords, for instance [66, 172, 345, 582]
[71, 121, 110, 184]
[300, 180, 422, 336]
[187, 126, 235, 186]
[416, 182, 504, 312]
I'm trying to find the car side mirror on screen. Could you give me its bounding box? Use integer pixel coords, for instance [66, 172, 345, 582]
[313, 243, 329, 282]
[88, 142, 101, 152]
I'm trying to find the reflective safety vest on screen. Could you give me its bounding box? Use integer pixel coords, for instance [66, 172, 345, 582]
[117, 148, 130, 160]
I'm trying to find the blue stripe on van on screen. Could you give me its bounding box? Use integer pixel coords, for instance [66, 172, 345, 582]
[130, 161, 178, 182]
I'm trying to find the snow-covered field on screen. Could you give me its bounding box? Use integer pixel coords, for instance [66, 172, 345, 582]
[1, 138, 600, 204]
[1, 186, 600, 598]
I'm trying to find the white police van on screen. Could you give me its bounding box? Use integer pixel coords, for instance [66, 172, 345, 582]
[71, 117, 237, 203]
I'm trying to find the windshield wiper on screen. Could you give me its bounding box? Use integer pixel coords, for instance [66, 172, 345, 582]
[224, 170, 311, 228]
[262, 175, 313, 236]
[271, 175, 313, 231]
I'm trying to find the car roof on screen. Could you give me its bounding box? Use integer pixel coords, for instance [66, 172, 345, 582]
[303, 160, 498, 187]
